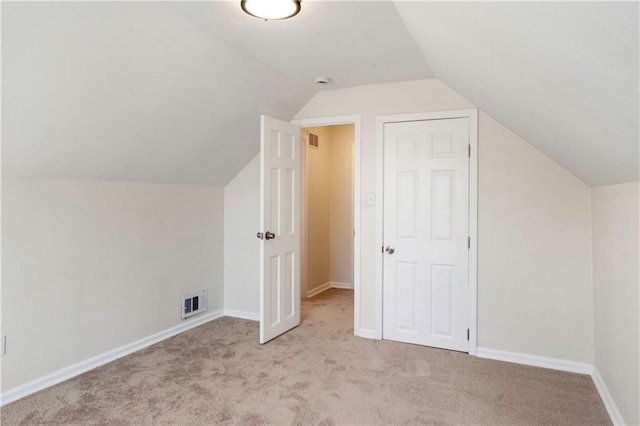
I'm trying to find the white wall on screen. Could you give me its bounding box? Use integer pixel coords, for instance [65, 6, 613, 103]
[592, 182, 639, 425]
[478, 111, 593, 362]
[295, 79, 594, 363]
[1, 179, 224, 391]
[223, 155, 260, 316]
[328, 125, 354, 287]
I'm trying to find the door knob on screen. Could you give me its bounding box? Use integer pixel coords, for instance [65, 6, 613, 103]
[385, 246, 395, 254]
[265, 231, 276, 240]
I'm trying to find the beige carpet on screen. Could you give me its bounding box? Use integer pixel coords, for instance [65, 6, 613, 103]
[2, 289, 609, 425]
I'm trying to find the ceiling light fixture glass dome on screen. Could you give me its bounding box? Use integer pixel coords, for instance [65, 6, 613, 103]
[241, 0, 301, 20]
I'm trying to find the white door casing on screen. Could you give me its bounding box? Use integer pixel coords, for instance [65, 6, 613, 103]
[382, 118, 470, 352]
[259, 115, 302, 344]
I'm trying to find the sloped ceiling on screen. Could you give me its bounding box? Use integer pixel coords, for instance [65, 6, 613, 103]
[1, 1, 429, 186]
[395, 1, 639, 186]
[2, 1, 638, 186]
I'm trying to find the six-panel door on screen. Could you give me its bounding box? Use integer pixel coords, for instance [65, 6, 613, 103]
[260, 115, 301, 344]
[382, 118, 470, 352]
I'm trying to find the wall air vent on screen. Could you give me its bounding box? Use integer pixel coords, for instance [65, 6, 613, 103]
[181, 290, 208, 319]
[308, 133, 319, 149]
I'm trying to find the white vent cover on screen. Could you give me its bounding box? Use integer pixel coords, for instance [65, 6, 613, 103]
[181, 290, 208, 319]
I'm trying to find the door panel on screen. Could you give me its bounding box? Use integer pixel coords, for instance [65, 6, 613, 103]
[260, 115, 301, 344]
[382, 118, 469, 352]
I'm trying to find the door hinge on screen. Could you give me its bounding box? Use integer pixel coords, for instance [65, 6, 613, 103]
[467, 328, 470, 341]
[467, 236, 470, 249]
[381, 245, 384, 253]
[468, 144, 471, 157]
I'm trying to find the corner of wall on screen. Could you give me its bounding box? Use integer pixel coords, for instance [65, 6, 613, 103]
[591, 181, 640, 425]
[477, 109, 594, 364]
[223, 154, 260, 315]
[1, 179, 225, 391]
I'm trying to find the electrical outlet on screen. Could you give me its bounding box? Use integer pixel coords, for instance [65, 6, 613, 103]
[0, 336, 6, 356]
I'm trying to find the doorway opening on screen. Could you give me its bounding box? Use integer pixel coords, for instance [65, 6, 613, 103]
[258, 115, 361, 344]
[301, 124, 355, 331]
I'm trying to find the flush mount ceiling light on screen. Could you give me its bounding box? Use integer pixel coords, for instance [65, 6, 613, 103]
[241, 0, 301, 20]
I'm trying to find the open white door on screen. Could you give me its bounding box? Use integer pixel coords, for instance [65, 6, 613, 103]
[259, 115, 302, 344]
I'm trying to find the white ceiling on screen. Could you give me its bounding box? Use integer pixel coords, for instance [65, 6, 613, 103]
[165, 1, 432, 90]
[395, 1, 639, 186]
[1, 1, 429, 186]
[2, 1, 638, 186]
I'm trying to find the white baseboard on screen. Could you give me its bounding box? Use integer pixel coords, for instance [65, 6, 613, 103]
[307, 281, 354, 298]
[1, 309, 224, 407]
[476, 347, 593, 375]
[591, 368, 626, 425]
[223, 309, 259, 321]
[475, 348, 626, 425]
[1, 317, 624, 426]
[330, 281, 353, 290]
[306, 282, 331, 298]
[357, 329, 377, 339]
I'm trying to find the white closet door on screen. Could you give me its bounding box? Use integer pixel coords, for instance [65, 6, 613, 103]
[382, 118, 470, 352]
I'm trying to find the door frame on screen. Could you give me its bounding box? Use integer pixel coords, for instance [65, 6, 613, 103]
[291, 114, 362, 336]
[375, 109, 478, 355]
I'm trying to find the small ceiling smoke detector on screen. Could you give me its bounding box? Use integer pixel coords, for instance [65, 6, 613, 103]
[314, 76, 332, 85]
[241, 0, 301, 21]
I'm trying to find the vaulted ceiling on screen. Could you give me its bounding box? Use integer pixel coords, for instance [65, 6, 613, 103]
[395, 2, 639, 186]
[2, 1, 638, 186]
